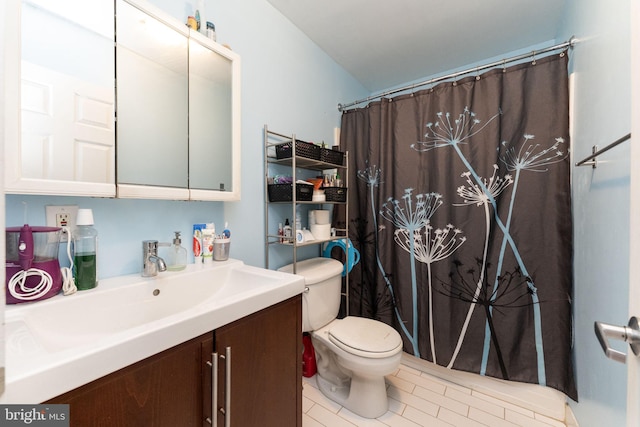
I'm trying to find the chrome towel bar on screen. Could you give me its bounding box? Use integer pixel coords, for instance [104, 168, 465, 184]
[575, 133, 631, 168]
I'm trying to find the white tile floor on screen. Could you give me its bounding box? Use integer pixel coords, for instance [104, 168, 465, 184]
[302, 362, 569, 427]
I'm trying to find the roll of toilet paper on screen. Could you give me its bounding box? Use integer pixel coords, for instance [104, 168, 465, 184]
[313, 210, 330, 225]
[310, 223, 331, 240]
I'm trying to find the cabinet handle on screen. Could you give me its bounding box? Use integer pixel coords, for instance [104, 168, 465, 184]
[206, 352, 219, 426]
[223, 346, 231, 427]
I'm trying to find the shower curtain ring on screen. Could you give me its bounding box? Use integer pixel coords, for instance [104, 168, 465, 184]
[429, 79, 435, 93]
[502, 59, 507, 73]
[532, 50, 537, 65]
[475, 67, 481, 81]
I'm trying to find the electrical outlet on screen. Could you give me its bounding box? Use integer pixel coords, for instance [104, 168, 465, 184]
[56, 212, 71, 227]
[45, 205, 79, 242]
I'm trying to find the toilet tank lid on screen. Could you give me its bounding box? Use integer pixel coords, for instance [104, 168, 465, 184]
[278, 257, 343, 284]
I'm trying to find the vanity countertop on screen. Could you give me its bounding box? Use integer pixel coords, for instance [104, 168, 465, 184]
[1, 259, 304, 403]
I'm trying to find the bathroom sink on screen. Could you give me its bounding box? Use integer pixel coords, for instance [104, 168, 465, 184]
[14, 264, 232, 351]
[2, 259, 305, 404]
[5, 260, 299, 352]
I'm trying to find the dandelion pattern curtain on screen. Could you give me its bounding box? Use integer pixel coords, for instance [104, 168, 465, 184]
[338, 52, 577, 399]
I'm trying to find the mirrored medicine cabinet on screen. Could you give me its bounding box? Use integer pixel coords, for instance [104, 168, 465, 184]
[5, 0, 241, 201]
[5, 0, 116, 196]
[116, 0, 241, 201]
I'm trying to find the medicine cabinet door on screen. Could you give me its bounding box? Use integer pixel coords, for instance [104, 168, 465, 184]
[115, 0, 189, 199]
[5, 0, 116, 196]
[188, 35, 241, 201]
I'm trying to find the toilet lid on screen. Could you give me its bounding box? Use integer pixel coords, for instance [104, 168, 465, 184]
[328, 317, 402, 358]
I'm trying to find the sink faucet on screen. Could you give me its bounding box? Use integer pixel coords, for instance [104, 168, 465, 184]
[142, 240, 167, 277]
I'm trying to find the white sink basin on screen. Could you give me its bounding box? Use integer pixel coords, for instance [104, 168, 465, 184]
[1, 259, 304, 404]
[17, 270, 227, 351]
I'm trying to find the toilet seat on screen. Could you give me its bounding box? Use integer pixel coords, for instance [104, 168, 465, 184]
[328, 317, 402, 359]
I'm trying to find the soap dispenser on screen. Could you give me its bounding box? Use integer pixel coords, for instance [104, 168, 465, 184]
[167, 231, 187, 271]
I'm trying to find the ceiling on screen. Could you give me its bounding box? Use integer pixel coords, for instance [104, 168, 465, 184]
[267, 0, 567, 94]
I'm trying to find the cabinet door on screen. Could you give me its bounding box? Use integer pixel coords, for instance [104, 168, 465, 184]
[188, 36, 233, 194]
[115, 0, 189, 199]
[5, 0, 116, 196]
[214, 296, 302, 427]
[47, 334, 209, 427]
[187, 32, 241, 202]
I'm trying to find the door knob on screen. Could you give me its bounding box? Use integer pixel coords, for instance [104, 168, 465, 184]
[594, 317, 640, 363]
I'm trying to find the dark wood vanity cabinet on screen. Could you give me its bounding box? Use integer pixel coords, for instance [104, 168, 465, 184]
[47, 334, 206, 426]
[47, 295, 302, 427]
[212, 295, 302, 427]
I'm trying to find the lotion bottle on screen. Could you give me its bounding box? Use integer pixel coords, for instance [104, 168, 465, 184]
[202, 223, 215, 263]
[283, 219, 292, 243]
[167, 231, 187, 271]
[193, 223, 205, 264]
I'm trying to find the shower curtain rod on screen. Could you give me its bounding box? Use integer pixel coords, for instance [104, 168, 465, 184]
[338, 37, 576, 112]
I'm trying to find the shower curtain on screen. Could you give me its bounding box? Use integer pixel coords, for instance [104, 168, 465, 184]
[338, 52, 577, 400]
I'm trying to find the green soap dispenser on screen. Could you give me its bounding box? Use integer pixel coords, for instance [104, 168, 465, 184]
[167, 231, 187, 271]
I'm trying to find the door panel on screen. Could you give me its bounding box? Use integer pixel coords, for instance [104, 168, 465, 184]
[214, 297, 301, 427]
[628, 1, 640, 425]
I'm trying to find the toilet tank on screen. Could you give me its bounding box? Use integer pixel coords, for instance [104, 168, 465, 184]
[278, 257, 343, 332]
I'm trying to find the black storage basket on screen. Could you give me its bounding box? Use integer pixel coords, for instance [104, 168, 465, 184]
[268, 183, 314, 202]
[323, 187, 348, 202]
[275, 140, 321, 161]
[320, 148, 345, 166]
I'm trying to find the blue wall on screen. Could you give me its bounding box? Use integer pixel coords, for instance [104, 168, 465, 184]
[559, 0, 631, 426]
[5, 0, 368, 279]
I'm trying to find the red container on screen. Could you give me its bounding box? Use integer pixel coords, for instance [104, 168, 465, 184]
[302, 333, 317, 377]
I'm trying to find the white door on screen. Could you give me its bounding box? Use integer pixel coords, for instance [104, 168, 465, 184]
[593, 4, 640, 425]
[0, 0, 8, 397]
[628, 2, 640, 425]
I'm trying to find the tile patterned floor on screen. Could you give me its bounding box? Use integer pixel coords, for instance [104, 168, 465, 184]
[302, 362, 568, 427]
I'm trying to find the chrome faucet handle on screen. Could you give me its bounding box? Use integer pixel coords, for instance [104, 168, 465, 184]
[142, 240, 167, 277]
[143, 240, 159, 259]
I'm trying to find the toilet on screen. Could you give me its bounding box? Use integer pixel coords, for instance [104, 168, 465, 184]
[279, 257, 403, 418]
